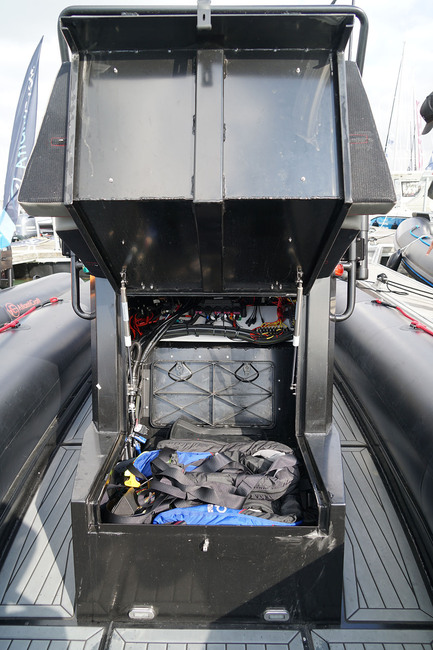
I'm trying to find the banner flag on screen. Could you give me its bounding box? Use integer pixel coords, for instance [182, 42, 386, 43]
[1, 37, 43, 248]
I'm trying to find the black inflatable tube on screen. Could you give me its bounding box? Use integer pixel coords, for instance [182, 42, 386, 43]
[0, 272, 71, 326]
[335, 282, 433, 561]
[0, 275, 91, 506]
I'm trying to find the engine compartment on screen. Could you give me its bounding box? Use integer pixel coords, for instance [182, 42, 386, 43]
[97, 296, 318, 530]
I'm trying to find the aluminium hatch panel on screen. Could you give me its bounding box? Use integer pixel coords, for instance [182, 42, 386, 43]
[57, 7, 360, 295]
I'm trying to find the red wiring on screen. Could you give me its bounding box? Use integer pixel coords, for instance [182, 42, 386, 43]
[129, 312, 160, 339]
[372, 300, 433, 337]
[277, 297, 286, 321]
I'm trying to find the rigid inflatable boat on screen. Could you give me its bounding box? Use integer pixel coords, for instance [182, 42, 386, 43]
[390, 214, 433, 285]
[0, 4, 431, 648]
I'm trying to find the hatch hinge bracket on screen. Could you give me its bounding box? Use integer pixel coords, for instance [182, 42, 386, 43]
[197, 0, 211, 30]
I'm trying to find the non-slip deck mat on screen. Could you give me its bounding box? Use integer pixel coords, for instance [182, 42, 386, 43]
[63, 395, 92, 444]
[109, 629, 305, 650]
[342, 445, 433, 623]
[0, 446, 79, 618]
[0, 388, 431, 631]
[1, 626, 430, 650]
[332, 388, 366, 445]
[0, 626, 104, 649]
[311, 628, 433, 648]
[108, 628, 433, 649]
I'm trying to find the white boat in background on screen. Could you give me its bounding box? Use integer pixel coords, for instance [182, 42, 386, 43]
[368, 170, 433, 264]
[370, 169, 433, 229]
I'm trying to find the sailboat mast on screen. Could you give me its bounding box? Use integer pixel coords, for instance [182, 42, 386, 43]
[410, 90, 416, 171]
[385, 42, 405, 164]
[415, 99, 424, 171]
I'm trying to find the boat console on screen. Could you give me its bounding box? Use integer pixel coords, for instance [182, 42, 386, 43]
[20, 4, 395, 626]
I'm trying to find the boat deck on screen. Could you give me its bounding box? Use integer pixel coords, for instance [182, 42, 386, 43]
[0, 391, 432, 648]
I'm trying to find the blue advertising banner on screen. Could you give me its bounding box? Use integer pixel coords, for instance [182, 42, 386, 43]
[1, 38, 42, 248]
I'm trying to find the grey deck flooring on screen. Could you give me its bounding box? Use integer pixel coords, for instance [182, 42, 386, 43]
[0, 389, 432, 648]
[342, 446, 433, 623]
[333, 387, 433, 624]
[0, 445, 78, 619]
[332, 388, 365, 445]
[0, 627, 431, 649]
[311, 628, 433, 648]
[108, 628, 433, 649]
[0, 627, 104, 649]
[109, 629, 307, 650]
[63, 395, 92, 444]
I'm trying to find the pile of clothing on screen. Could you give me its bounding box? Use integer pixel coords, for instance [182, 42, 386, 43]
[102, 438, 302, 526]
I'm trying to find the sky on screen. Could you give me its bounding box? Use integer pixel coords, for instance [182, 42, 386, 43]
[1, 0, 433, 200]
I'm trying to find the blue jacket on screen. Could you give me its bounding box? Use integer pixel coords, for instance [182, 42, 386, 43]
[154, 504, 298, 526]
